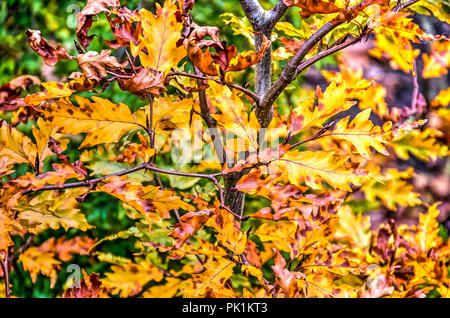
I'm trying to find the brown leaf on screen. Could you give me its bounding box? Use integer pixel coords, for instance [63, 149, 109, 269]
[105, 8, 142, 49]
[76, 0, 121, 48]
[38, 236, 95, 262]
[271, 249, 298, 297]
[26, 30, 72, 66]
[244, 240, 263, 268]
[75, 50, 124, 81]
[63, 271, 107, 298]
[48, 137, 88, 177]
[118, 67, 166, 98]
[169, 210, 214, 249]
[283, 0, 341, 19]
[0, 75, 40, 112]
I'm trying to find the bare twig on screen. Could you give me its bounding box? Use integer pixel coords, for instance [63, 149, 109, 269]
[2, 250, 10, 298]
[168, 70, 260, 105]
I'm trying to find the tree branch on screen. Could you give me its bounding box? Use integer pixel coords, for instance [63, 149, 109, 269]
[238, 0, 265, 27]
[168, 70, 260, 105]
[262, 0, 288, 30]
[295, 33, 369, 76]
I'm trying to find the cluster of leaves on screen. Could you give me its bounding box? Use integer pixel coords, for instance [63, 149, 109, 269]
[0, 0, 449, 298]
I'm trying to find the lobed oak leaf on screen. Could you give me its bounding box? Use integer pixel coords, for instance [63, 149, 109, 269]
[416, 203, 442, 253]
[76, 0, 121, 48]
[113, 134, 156, 164]
[131, 0, 186, 74]
[38, 236, 96, 262]
[98, 176, 194, 219]
[336, 205, 371, 249]
[283, 0, 341, 19]
[206, 204, 247, 255]
[390, 128, 448, 162]
[15, 189, 93, 233]
[26, 30, 72, 66]
[42, 95, 139, 148]
[328, 109, 392, 159]
[278, 150, 365, 191]
[75, 50, 124, 82]
[189, 257, 235, 297]
[63, 271, 107, 298]
[185, 24, 270, 77]
[105, 7, 142, 49]
[118, 67, 166, 98]
[169, 209, 214, 249]
[24, 81, 74, 107]
[0, 209, 22, 252]
[18, 247, 61, 288]
[102, 261, 164, 297]
[288, 80, 371, 135]
[361, 167, 421, 210]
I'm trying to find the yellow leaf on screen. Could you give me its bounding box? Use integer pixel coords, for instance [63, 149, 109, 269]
[43, 96, 139, 148]
[329, 109, 392, 159]
[390, 128, 448, 161]
[102, 261, 164, 297]
[19, 247, 61, 288]
[361, 167, 421, 210]
[336, 205, 371, 249]
[278, 150, 365, 191]
[131, 0, 186, 74]
[422, 40, 450, 78]
[289, 80, 371, 134]
[190, 258, 235, 297]
[416, 203, 442, 252]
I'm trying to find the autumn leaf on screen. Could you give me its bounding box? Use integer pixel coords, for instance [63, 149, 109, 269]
[26, 30, 72, 66]
[422, 40, 450, 78]
[283, 0, 341, 19]
[0, 209, 22, 252]
[19, 247, 61, 288]
[169, 209, 214, 249]
[38, 236, 96, 262]
[278, 150, 365, 191]
[24, 82, 74, 106]
[16, 189, 93, 233]
[118, 67, 166, 98]
[390, 128, 448, 161]
[76, 0, 121, 48]
[42, 95, 139, 148]
[288, 80, 371, 134]
[416, 203, 442, 253]
[63, 271, 108, 298]
[101, 261, 164, 297]
[189, 257, 235, 297]
[75, 50, 124, 82]
[131, 0, 186, 74]
[98, 176, 194, 219]
[328, 109, 393, 159]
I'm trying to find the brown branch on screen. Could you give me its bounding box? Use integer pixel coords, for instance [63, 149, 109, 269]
[168, 70, 260, 105]
[295, 33, 369, 76]
[2, 249, 10, 298]
[393, 0, 420, 12]
[22, 163, 223, 195]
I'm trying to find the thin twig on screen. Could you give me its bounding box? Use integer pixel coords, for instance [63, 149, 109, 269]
[2, 250, 10, 298]
[168, 70, 260, 105]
